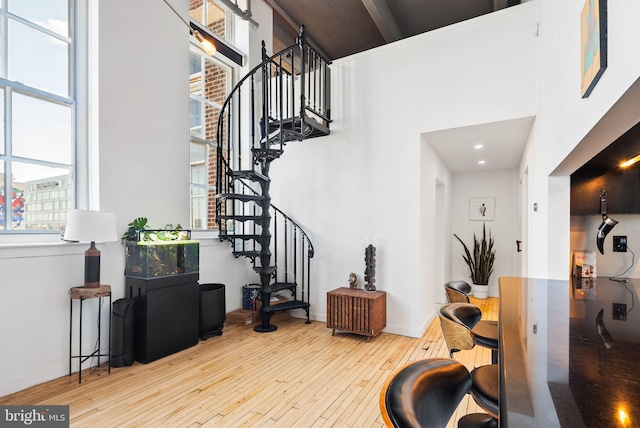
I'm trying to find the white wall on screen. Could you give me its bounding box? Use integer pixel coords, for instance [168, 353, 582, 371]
[419, 137, 453, 328]
[0, 0, 260, 396]
[522, 0, 640, 279]
[451, 169, 518, 297]
[420, 138, 452, 308]
[269, 4, 537, 337]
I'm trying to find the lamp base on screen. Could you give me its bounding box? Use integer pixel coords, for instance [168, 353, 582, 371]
[84, 242, 101, 288]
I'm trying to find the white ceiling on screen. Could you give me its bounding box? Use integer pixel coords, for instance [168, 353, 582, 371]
[424, 116, 535, 173]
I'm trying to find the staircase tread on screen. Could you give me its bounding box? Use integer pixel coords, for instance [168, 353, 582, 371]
[259, 127, 285, 143]
[260, 127, 303, 145]
[254, 266, 277, 275]
[219, 215, 263, 222]
[261, 299, 310, 312]
[252, 148, 284, 159]
[231, 170, 270, 182]
[217, 193, 265, 201]
[264, 282, 297, 293]
[266, 115, 330, 141]
[219, 233, 260, 241]
[233, 250, 260, 257]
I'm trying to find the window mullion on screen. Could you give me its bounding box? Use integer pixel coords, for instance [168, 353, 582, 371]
[3, 87, 12, 230]
[7, 12, 71, 44]
[0, 5, 6, 79]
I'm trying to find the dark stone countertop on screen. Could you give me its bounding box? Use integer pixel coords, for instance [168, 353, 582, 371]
[499, 276, 639, 428]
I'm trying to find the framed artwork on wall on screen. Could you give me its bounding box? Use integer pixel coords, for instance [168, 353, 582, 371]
[469, 198, 495, 221]
[581, 0, 607, 98]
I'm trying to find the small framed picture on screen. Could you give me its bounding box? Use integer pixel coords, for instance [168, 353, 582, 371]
[469, 198, 495, 221]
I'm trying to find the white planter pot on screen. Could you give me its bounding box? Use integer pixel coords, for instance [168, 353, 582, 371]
[472, 284, 489, 299]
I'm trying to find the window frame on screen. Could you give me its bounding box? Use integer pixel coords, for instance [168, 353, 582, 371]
[0, 0, 87, 239]
[190, 0, 235, 46]
[188, 18, 240, 233]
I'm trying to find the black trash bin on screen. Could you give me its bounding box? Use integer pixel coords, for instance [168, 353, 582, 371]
[199, 283, 225, 339]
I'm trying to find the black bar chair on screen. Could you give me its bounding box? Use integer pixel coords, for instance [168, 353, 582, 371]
[380, 358, 496, 427]
[439, 302, 499, 364]
[444, 281, 473, 304]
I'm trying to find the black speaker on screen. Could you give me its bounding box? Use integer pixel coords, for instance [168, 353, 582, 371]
[111, 298, 135, 367]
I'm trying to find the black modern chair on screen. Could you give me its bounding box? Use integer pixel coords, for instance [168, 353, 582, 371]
[444, 281, 473, 304]
[443, 283, 500, 364]
[469, 364, 499, 423]
[380, 358, 496, 428]
[439, 303, 499, 364]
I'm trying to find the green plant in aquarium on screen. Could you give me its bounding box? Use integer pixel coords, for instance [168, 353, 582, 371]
[122, 218, 190, 242]
[122, 217, 150, 241]
[156, 223, 189, 241]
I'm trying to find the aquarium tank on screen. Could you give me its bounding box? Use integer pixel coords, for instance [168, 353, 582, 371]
[124, 228, 199, 279]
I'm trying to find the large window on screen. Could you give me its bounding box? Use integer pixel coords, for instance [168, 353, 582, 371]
[189, 1, 236, 230]
[189, 50, 232, 230]
[0, 0, 78, 232]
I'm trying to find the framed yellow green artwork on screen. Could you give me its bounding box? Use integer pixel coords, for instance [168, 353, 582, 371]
[581, 0, 607, 98]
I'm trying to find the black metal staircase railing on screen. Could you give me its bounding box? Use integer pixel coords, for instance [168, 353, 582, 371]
[215, 26, 331, 332]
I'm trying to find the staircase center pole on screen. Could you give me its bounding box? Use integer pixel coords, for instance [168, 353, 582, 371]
[254, 157, 277, 332]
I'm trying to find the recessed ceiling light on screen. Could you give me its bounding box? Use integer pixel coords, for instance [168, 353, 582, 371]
[478, 160, 486, 165]
[474, 144, 483, 149]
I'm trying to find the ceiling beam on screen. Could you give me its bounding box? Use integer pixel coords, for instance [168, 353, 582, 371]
[361, 0, 403, 42]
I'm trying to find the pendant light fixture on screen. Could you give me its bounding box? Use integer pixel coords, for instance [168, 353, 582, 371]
[163, 0, 217, 56]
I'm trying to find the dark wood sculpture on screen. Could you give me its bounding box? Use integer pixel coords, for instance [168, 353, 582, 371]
[364, 244, 376, 292]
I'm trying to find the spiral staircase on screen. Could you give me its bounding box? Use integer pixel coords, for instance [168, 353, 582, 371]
[215, 27, 331, 332]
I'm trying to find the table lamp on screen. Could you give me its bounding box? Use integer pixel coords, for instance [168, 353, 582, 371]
[64, 210, 118, 288]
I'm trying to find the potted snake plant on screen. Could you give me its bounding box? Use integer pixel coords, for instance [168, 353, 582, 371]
[454, 223, 495, 299]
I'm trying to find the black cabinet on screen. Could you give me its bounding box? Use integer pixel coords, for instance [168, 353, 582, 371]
[127, 273, 199, 363]
[570, 121, 640, 215]
[570, 168, 640, 215]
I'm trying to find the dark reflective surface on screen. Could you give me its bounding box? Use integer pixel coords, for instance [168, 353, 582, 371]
[499, 277, 639, 428]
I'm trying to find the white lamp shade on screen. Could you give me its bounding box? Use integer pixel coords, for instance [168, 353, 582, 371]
[63, 210, 118, 243]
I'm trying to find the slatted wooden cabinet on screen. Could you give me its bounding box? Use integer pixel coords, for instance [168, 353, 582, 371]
[327, 287, 386, 339]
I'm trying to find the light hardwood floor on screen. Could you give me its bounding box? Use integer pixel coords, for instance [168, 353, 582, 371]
[1, 296, 498, 427]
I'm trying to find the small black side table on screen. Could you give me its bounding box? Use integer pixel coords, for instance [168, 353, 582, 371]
[69, 285, 112, 383]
